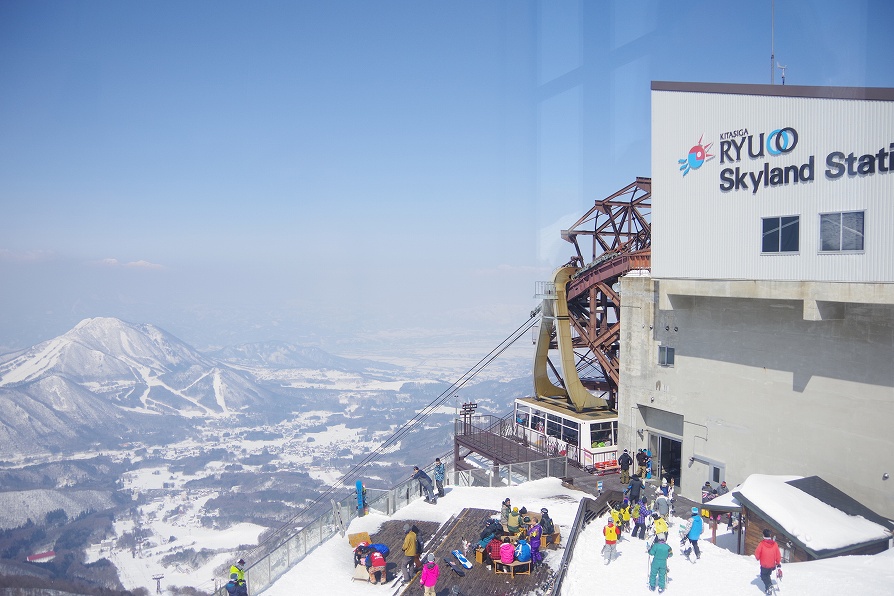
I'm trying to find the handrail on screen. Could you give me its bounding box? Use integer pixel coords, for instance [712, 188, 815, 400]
[549, 490, 621, 595]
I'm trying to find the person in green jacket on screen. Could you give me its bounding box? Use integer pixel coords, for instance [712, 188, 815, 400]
[647, 536, 673, 593]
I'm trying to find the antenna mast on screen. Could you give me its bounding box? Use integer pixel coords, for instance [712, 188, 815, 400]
[770, 0, 775, 84]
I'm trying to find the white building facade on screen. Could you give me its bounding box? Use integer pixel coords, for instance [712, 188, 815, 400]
[619, 82, 894, 517]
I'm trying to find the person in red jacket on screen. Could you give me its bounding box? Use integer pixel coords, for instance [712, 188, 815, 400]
[366, 549, 387, 584]
[754, 528, 782, 595]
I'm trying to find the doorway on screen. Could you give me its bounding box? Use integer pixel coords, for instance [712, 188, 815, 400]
[650, 435, 682, 489]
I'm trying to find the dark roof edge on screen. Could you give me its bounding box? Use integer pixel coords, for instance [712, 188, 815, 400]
[651, 81, 894, 101]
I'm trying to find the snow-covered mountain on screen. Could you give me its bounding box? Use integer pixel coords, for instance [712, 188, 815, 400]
[0, 318, 288, 459]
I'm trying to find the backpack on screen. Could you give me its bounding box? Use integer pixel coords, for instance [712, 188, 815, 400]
[541, 515, 554, 535]
[369, 543, 389, 558]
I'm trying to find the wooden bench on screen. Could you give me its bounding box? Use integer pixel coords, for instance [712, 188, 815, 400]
[494, 560, 531, 576]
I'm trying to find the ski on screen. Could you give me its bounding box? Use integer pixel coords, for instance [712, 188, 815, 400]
[443, 556, 466, 576]
[451, 549, 472, 569]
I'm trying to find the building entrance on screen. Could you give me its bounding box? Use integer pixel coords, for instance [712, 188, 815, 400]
[650, 435, 682, 489]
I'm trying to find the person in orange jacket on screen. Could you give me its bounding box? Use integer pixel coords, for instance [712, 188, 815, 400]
[754, 528, 782, 595]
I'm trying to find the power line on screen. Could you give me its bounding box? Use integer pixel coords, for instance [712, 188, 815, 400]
[243, 314, 538, 560]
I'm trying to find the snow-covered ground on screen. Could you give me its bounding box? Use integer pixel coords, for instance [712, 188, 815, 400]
[259, 477, 893, 596]
[562, 511, 894, 596]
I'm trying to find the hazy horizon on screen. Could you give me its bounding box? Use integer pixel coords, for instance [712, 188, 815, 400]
[3, 0, 892, 353]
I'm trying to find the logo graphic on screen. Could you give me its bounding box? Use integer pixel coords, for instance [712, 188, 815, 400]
[678, 135, 714, 176]
[766, 127, 798, 155]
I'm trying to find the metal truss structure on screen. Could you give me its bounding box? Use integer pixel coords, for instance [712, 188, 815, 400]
[538, 177, 652, 410]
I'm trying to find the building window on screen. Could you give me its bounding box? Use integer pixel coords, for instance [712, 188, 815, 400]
[820, 211, 864, 252]
[658, 346, 675, 367]
[762, 216, 799, 253]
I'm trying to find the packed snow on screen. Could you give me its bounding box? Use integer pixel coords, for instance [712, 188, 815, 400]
[256, 478, 894, 596]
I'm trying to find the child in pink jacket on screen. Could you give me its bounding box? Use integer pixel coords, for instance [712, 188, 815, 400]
[420, 553, 439, 595]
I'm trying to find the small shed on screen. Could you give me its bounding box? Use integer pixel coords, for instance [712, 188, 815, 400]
[732, 474, 892, 563]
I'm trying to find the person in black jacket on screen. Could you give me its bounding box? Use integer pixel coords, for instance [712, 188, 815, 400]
[625, 474, 645, 504]
[618, 449, 633, 484]
[636, 449, 648, 478]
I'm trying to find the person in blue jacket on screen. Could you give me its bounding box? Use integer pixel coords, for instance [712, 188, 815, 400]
[411, 466, 437, 503]
[514, 537, 532, 563]
[682, 507, 703, 559]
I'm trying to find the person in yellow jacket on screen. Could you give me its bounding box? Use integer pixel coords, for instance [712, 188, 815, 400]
[620, 498, 632, 533]
[602, 519, 619, 564]
[401, 524, 418, 583]
[610, 506, 622, 528]
[652, 513, 669, 541]
[228, 558, 247, 595]
[507, 507, 521, 534]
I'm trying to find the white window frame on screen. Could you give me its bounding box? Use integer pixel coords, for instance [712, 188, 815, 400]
[818, 210, 865, 253]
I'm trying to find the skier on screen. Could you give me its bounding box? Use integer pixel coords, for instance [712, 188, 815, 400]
[618, 448, 634, 484]
[433, 458, 446, 497]
[632, 497, 652, 539]
[652, 513, 669, 542]
[647, 536, 673, 593]
[602, 519, 618, 564]
[411, 466, 437, 503]
[419, 553, 439, 596]
[654, 492, 671, 519]
[754, 528, 782, 595]
[659, 477, 670, 497]
[682, 507, 703, 560]
[620, 498, 632, 533]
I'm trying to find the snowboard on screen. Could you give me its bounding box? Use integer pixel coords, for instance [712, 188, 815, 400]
[444, 556, 466, 576]
[452, 549, 472, 569]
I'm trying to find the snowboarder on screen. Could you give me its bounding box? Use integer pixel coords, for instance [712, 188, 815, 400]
[636, 449, 648, 478]
[682, 507, 703, 560]
[411, 466, 437, 503]
[401, 524, 418, 583]
[602, 519, 618, 564]
[754, 528, 782, 595]
[433, 458, 446, 497]
[514, 537, 532, 563]
[419, 553, 439, 595]
[647, 536, 673, 593]
[618, 448, 634, 484]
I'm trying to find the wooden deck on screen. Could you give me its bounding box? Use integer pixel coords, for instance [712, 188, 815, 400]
[388, 508, 556, 596]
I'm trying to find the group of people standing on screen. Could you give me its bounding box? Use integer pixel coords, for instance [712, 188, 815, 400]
[410, 458, 446, 504]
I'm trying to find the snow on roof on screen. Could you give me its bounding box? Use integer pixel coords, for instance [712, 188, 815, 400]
[704, 488, 741, 510]
[733, 474, 891, 553]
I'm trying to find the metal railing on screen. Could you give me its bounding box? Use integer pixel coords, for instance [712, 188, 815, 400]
[453, 455, 567, 488]
[216, 454, 454, 596]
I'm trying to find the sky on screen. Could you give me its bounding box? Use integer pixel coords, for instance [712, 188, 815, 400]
[2, 1, 893, 354]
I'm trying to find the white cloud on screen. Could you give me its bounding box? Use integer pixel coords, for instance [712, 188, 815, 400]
[93, 258, 165, 270]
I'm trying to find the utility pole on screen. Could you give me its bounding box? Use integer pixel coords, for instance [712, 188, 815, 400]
[152, 574, 164, 594]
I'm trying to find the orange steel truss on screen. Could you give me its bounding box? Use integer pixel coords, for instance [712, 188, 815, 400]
[549, 177, 651, 409]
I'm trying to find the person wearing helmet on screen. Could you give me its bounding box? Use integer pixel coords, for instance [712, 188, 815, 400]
[228, 559, 247, 596]
[681, 508, 703, 560]
[539, 508, 556, 545]
[419, 552, 439, 595]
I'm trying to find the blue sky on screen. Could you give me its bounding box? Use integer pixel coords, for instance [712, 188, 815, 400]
[1, 0, 892, 352]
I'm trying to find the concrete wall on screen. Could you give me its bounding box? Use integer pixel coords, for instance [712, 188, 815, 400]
[619, 274, 894, 518]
